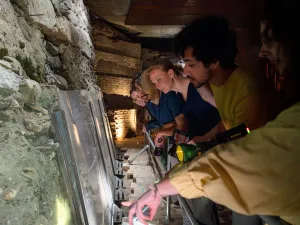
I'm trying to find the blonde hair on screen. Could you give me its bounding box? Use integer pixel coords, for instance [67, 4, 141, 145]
[141, 59, 183, 103]
[141, 70, 160, 104]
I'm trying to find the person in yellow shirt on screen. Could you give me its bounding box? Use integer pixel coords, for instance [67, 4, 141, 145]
[173, 16, 265, 145]
[174, 15, 266, 225]
[122, 0, 300, 225]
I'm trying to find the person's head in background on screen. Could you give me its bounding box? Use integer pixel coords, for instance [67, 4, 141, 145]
[259, 0, 300, 108]
[173, 16, 238, 88]
[142, 58, 184, 94]
[130, 73, 148, 107]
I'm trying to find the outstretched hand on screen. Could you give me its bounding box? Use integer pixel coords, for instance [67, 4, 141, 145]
[187, 135, 211, 145]
[122, 187, 162, 225]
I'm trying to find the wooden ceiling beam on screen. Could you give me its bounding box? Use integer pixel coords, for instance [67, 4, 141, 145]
[95, 61, 138, 77]
[92, 35, 141, 59]
[95, 50, 142, 70]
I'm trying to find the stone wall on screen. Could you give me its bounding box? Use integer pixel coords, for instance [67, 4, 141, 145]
[0, 0, 95, 89]
[97, 75, 132, 96]
[92, 18, 142, 140]
[0, 64, 71, 225]
[0, 0, 95, 224]
[108, 109, 136, 140]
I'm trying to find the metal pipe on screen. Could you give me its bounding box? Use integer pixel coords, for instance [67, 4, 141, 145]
[128, 145, 149, 165]
[144, 131, 198, 225]
[53, 111, 90, 225]
[178, 196, 200, 225]
[165, 152, 172, 223]
[145, 130, 164, 179]
[145, 130, 156, 149]
[148, 131, 152, 159]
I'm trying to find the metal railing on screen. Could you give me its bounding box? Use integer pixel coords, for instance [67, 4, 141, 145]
[129, 130, 199, 225]
[130, 129, 286, 225]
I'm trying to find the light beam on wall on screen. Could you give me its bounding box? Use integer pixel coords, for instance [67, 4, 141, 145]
[115, 109, 136, 140]
[56, 196, 71, 225]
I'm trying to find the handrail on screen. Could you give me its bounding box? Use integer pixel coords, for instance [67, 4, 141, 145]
[145, 130, 156, 149]
[144, 130, 199, 225]
[178, 196, 200, 225]
[144, 131, 282, 225]
[128, 145, 149, 165]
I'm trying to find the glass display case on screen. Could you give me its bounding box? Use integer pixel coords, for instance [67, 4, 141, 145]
[53, 90, 122, 225]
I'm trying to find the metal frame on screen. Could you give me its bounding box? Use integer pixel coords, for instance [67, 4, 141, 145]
[56, 90, 112, 225]
[97, 92, 122, 167]
[142, 131, 284, 225]
[55, 90, 126, 225]
[53, 111, 89, 225]
[128, 145, 149, 165]
[53, 89, 202, 225]
[143, 130, 199, 225]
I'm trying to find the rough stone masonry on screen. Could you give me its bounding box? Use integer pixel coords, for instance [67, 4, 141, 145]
[0, 0, 96, 224]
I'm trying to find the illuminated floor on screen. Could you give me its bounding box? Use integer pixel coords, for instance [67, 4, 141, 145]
[115, 136, 145, 149]
[116, 137, 233, 225]
[117, 137, 183, 225]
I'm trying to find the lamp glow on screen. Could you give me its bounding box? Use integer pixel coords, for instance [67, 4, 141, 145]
[56, 197, 71, 225]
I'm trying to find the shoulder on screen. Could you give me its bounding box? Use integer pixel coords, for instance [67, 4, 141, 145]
[232, 67, 258, 91]
[165, 91, 178, 98]
[146, 102, 153, 107]
[274, 102, 300, 127]
[146, 102, 155, 109]
[166, 91, 184, 101]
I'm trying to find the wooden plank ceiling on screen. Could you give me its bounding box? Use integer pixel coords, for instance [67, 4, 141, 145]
[126, 0, 262, 28]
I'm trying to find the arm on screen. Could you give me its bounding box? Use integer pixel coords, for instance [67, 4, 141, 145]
[188, 121, 225, 144]
[124, 103, 300, 224]
[174, 113, 187, 130]
[170, 104, 300, 216]
[154, 114, 187, 147]
[156, 179, 179, 196]
[197, 84, 217, 107]
[161, 121, 177, 130]
[123, 179, 179, 225]
[145, 119, 161, 131]
[154, 127, 175, 147]
[165, 92, 187, 130]
[158, 114, 187, 135]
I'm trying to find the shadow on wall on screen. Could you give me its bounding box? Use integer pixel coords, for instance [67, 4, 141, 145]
[113, 109, 137, 140]
[125, 127, 136, 139]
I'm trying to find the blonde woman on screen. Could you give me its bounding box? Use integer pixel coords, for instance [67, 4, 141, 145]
[130, 73, 186, 135]
[142, 59, 222, 147]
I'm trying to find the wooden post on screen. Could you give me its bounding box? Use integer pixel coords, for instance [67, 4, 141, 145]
[93, 35, 141, 59]
[95, 51, 141, 70]
[92, 17, 132, 42]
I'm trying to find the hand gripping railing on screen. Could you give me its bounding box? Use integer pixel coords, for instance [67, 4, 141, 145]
[137, 130, 283, 225]
[141, 130, 199, 225]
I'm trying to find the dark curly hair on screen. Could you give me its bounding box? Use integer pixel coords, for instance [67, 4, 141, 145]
[263, 0, 300, 109]
[173, 15, 238, 69]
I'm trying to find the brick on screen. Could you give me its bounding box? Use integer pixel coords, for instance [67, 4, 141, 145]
[97, 76, 132, 96]
[92, 34, 141, 59]
[95, 51, 142, 70]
